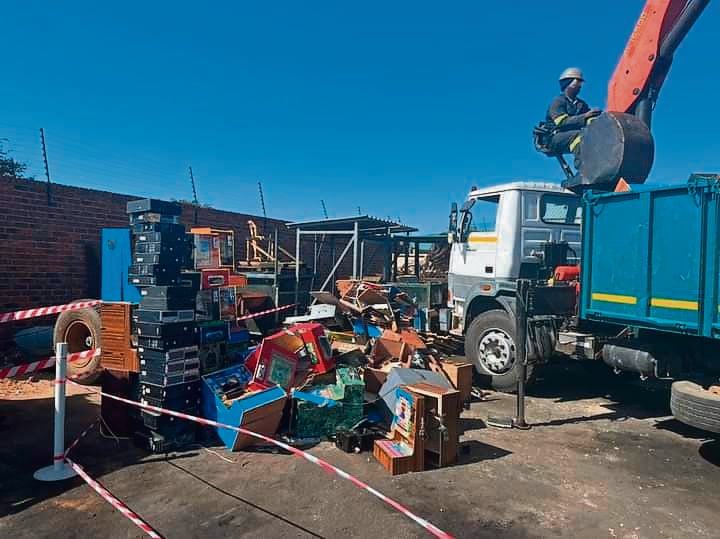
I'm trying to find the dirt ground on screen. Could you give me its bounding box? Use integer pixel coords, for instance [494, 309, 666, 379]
[1, 360, 719, 539]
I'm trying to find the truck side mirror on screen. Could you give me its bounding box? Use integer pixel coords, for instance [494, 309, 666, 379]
[448, 202, 458, 243]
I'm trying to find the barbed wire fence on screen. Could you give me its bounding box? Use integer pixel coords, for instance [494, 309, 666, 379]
[0, 124, 200, 207]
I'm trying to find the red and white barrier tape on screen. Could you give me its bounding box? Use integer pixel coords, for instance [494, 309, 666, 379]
[0, 348, 101, 380]
[0, 300, 102, 324]
[65, 457, 164, 539]
[237, 303, 296, 322]
[64, 420, 99, 458]
[69, 381, 453, 539]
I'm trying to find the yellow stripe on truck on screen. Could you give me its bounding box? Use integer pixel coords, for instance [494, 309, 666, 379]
[467, 235, 497, 244]
[650, 298, 698, 311]
[591, 292, 638, 305]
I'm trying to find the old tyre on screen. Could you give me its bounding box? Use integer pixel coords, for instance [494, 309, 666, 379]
[670, 381, 720, 434]
[53, 300, 102, 385]
[465, 309, 534, 392]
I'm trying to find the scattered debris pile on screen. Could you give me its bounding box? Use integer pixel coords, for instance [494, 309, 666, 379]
[193, 279, 474, 474]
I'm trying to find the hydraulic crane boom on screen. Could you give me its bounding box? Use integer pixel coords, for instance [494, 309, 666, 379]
[607, 0, 710, 128]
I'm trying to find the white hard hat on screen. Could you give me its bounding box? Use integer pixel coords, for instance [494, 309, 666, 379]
[559, 67, 584, 82]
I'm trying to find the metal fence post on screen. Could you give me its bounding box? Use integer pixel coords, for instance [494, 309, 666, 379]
[34, 342, 77, 481]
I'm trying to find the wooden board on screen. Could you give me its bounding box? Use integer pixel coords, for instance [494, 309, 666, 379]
[440, 358, 473, 411]
[232, 395, 287, 450]
[101, 302, 139, 372]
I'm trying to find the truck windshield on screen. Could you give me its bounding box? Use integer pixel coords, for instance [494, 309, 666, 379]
[540, 194, 581, 225]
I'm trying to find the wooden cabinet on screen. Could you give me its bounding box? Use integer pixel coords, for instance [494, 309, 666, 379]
[406, 383, 460, 468]
[373, 387, 425, 475]
[101, 302, 139, 372]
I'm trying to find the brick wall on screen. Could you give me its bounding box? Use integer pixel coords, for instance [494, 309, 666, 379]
[0, 176, 377, 314]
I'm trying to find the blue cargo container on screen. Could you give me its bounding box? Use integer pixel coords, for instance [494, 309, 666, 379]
[580, 175, 719, 338]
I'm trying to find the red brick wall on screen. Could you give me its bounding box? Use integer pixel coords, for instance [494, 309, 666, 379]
[0, 176, 376, 314]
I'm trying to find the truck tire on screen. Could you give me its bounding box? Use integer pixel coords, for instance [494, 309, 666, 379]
[465, 309, 534, 392]
[670, 381, 720, 434]
[53, 300, 102, 385]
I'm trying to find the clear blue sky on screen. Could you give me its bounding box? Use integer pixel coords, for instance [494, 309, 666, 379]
[2, 1, 719, 232]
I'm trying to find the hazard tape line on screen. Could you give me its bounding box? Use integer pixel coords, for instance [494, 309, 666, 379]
[236, 303, 296, 322]
[0, 349, 101, 380]
[0, 300, 102, 324]
[69, 380, 453, 539]
[64, 420, 99, 458]
[65, 457, 164, 539]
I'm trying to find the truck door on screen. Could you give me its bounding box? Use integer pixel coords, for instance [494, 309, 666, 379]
[449, 196, 499, 301]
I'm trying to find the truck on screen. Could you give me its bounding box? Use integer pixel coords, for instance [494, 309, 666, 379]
[447, 0, 720, 434]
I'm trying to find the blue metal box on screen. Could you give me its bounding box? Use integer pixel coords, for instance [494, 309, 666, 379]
[581, 175, 720, 338]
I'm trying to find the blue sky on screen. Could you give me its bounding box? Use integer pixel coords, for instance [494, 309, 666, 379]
[2, 1, 718, 232]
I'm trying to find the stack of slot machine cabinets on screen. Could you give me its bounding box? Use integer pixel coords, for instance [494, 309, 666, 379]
[190, 227, 249, 374]
[126, 198, 201, 453]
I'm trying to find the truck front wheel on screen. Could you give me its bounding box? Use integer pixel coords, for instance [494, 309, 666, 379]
[466, 309, 534, 392]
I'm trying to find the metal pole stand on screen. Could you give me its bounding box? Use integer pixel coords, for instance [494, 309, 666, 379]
[487, 280, 532, 430]
[513, 280, 531, 430]
[34, 342, 77, 481]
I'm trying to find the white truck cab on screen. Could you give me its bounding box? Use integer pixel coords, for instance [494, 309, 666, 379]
[447, 182, 581, 390]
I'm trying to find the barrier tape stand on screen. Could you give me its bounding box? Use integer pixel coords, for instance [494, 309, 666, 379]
[34, 343, 77, 482]
[69, 380, 454, 539]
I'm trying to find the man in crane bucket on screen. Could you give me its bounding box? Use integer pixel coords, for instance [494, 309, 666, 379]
[545, 67, 602, 160]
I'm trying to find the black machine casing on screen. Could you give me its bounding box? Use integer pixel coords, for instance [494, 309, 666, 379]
[134, 321, 197, 339]
[132, 222, 186, 235]
[129, 274, 182, 287]
[139, 366, 200, 387]
[137, 332, 198, 351]
[133, 252, 190, 266]
[138, 345, 199, 362]
[140, 380, 201, 401]
[126, 198, 183, 216]
[134, 309, 195, 324]
[140, 357, 201, 376]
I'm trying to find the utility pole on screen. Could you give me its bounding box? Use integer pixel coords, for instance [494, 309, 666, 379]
[188, 166, 199, 224]
[40, 128, 52, 206]
[258, 181, 268, 234]
[188, 166, 199, 205]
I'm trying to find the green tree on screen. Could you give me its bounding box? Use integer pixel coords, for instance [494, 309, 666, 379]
[0, 146, 32, 179]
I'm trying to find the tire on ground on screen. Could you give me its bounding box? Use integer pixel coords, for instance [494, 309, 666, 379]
[670, 381, 720, 434]
[465, 309, 534, 393]
[53, 300, 102, 385]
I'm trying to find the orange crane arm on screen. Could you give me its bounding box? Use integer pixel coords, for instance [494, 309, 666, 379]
[607, 0, 709, 126]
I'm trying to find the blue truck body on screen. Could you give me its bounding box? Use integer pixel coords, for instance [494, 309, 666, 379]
[580, 175, 719, 339]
